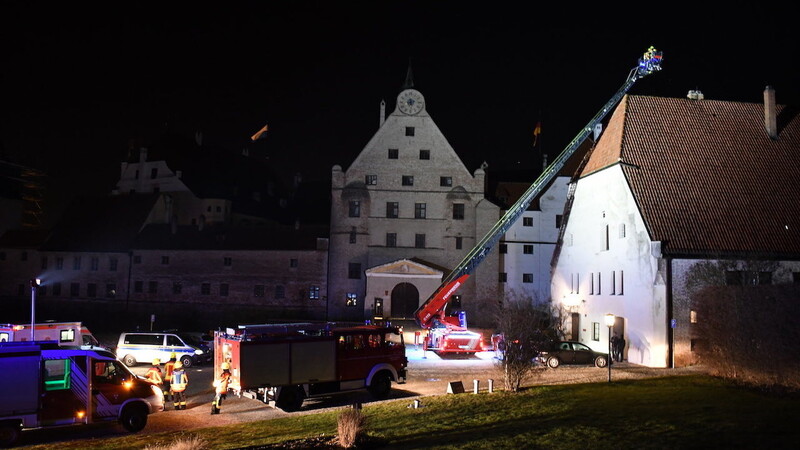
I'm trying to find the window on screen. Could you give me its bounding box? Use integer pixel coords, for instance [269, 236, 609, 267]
[523, 273, 533, 283]
[52, 283, 61, 296]
[556, 215, 563, 228]
[346, 293, 358, 307]
[41, 256, 48, 270]
[134, 170, 139, 180]
[161, 256, 170, 265]
[201, 283, 211, 295]
[619, 270, 624, 295]
[499, 272, 507, 282]
[73, 257, 81, 270]
[0, 251, 4, 261]
[415, 234, 426, 249]
[793, 272, 800, 284]
[440, 176, 452, 187]
[611, 271, 616, 295]
[172, 281, 182, 295]
[499, 244, 507, 254]
[386, 202, 399, 218]
[44, 359, 71, 391]
[348, 263, 362, 279]
[414, 203, 426, 219]
[455, 236, 463, 250]
[402, 175, 414, 186]
[254, 285, 265, 297]
[91, 257, 99, 271]
[220, 283, 229, 297]
[133, 255, 141, 264]
[386, 233, 397, 248]
[453, 203, 465, 220]
[388, 148, 398, 159]
[109, 257, 118, 272]
[523, 245, 534, 254]
[224, 257, 232, 267]
[348, 200, 361, 217]
[290, 258, 298, 268]
[87, 283, 97, 298]
[597, 272, 601, 294]
[275, 285, 285, 299]
[725, 270, 773, 286]
[365, 175, 377, 185]
[349, 228, 357, 244]
[419, 149, 430, 160]
[603, 224, 610, 251]
[619, 223, 626, 238]
[134, 281, 143, 293]
[590, 273, 594, 295]
[309, 286, 320, 300]
[56, 257, 64, 270]
[106, 284, 116, 298]
[148, 281, 157, 294]
[150, 168, 158, 179]
[690, 310, 698, 324]
[405, 126, 415, 136]
[592, 323, 600, 341]
[523, 217, 533, 227]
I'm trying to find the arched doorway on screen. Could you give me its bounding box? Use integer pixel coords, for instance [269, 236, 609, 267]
[391, 283, 419, 318]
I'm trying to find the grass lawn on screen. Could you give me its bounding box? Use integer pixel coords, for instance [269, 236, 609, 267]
[20, 375, 800, 449]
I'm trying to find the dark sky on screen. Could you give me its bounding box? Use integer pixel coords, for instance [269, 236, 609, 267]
[2, 3, 798, 215]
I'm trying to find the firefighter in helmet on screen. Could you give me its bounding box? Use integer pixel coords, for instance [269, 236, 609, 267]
[211, 361, 232, 414]
[170, 360, 189, 410]
[162, 352, 177, 409]
[145, 358, 163, 388]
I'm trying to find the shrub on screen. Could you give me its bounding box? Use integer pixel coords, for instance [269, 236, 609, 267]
[144, 434, 210, 450]
[336, 407, 366, 448]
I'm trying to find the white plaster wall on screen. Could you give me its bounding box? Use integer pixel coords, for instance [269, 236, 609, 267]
[551, 165, 669, 367]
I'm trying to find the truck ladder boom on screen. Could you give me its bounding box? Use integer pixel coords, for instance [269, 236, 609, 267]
[414, 47, 663, 329]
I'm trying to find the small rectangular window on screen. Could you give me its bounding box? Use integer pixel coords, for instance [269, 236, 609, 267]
[106, 284, 116, 298]
[90, 257, 99, 271]
[254, 285, 265, 297]
[388, 148, 399, 159]
[0, 251, 5, 261]
[414, 203, 426, 219]
[405, 127, 415, 136]
[224, 257, 232, 267]
[691, 310, 698, 323]
[151, 168, 158, 179]
[220, 283, 229, 297]
[523, 245, 534, 254]
[386, 233, 397, 248]
[73, 257, 81, 270]
[365, 175, 377, 185]
[619, 223, 626, 238]
[349, 229, 357, 244]
[87, 283, 96, 298]
[415, 234, 426, 249]
[522, 273, 533, 283]
[592, 322, 600, 341]
[290, 258, 298, 268]
[619, 270, 624, 295]
[386, 202, 399, 218]
[201, 283, 211, 295]
[611, 271, 616, 295]
[109, 257, 118, 272]
[348, 200, 361, 217]
[52, 283, 61, 296]
[275, 285, 285, 299]
[348, 263, 362, 279]
[309, 286, 320, 299]
[56, 257, 63, 269]
[453, 203, 465, 220]
[44, 359, 71, 391]
[173, 281, 182, 295]
[499, 272, 507, 283]
[440, 176, 452, 187]
[499, 244, 507, 254]
[133, 255, 141, 264]
[523, 217, 533, 227]
[70, 283, 80, 297]
[402, 175, 414, 186]
[134, 281, 143, 293]
[148, 281, 157, 294]
[41, 256, 48, 270]
[455, 236, 463, 250]
[346, 293, 358, 307]
[161, 256, 170, 265]
[419, 149, 430, 160]
[603, 225, 610, 251]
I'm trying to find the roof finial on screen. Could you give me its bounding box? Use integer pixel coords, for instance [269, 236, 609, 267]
[402, 58, 414, 90]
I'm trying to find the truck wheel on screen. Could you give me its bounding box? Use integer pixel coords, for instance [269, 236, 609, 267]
[275, 386, 304, 412]
[368, 371, 392, 400]
[122, 354, 137, 367]
[119, 404, 148, 432]
[179, 355, 193, 368]
[0, 421, 21, 448]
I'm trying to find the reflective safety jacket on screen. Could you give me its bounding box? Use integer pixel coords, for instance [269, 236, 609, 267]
[213, 372, 231, 395]
[145, 366, 163, 385]
[171, 369, 188, 392]
[164, 360, 176, 382]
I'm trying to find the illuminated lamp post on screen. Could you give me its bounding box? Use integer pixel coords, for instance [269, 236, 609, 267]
[30, 278, 41, 341]
[605, 313, 615, 383]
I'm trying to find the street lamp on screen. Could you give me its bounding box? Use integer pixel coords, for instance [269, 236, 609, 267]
[605, 313, 615, 383]
[30, 278, 41, 341]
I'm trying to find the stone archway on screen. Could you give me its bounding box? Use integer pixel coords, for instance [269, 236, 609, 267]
[391, 282, 420, 318]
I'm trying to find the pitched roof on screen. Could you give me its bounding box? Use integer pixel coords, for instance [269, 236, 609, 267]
[582, 94, 800, 258]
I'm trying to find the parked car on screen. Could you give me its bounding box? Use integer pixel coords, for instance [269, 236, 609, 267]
[116, 331, 212, 368]
[538, 341, 610, 368]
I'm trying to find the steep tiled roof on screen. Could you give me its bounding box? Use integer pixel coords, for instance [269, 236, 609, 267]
[582, 94, 800, 258]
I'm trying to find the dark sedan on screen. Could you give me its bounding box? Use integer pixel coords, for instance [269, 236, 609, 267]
[538, 341, 610, 368]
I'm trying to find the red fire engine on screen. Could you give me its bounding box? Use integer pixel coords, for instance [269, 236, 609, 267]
[214, 322, 407, 412]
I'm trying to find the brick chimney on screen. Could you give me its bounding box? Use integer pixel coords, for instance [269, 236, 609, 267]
[764, 86, 778, 140]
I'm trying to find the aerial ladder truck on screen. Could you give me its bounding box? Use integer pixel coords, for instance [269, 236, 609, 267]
[414, 47, 663, 354]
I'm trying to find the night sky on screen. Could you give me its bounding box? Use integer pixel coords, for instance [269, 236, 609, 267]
[2, 3, 798, 218]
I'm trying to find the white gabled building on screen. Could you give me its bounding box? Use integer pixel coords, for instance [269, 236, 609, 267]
[328, 75, 500, 323]
[552, 88, 800, 368]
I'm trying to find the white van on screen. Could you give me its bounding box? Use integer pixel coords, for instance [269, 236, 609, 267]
[116, 332, 211, 368]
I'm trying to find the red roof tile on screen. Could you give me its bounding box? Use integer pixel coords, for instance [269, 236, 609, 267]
[581, 94, 800, 258]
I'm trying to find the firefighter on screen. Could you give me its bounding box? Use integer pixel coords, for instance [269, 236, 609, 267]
[170, 360, 189, 410]
[211, 361, 232, 414]
[162, 353, 177, 409]
[145, 358, 163, 386]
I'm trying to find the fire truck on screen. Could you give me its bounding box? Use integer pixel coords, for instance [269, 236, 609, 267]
[0, 321, 109, 352]
[413, 47, 663, 354]
[214, 322, 407, 412]
[0, 341, 162, 447]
